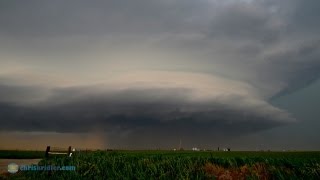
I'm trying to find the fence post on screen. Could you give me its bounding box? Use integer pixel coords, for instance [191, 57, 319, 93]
[68, 146, 71, 156]
[45, 146, 50, 158]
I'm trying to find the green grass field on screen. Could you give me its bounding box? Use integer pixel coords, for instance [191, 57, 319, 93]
[2, 150, 320, 179]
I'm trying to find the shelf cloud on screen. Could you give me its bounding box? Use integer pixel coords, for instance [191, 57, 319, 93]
[0, 71, 294, 145]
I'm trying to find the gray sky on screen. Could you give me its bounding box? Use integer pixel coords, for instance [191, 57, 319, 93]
[0, 0, 319, 150]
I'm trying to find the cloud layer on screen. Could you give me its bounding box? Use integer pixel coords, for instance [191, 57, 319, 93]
[1, 72, 293, 143]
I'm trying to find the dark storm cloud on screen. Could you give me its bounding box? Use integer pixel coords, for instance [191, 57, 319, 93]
[208, 2, 282, 44]
[0, 84, 50, 105]
[0, 83, 292, 137]
[267, 41, 320, 99]
[101, 0, 320, 99]
[288, 0, 320, 34]
[0, 0, 205, 37]
[200, 0, 320, 97]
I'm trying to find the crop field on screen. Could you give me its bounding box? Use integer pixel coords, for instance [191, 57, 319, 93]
[2, 150, 320, 179]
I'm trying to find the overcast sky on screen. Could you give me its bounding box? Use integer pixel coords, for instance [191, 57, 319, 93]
[0, 0, 319, 150]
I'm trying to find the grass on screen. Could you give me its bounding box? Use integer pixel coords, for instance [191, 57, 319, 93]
[0, 150, 45, 159]
[2, 150, 320, 179]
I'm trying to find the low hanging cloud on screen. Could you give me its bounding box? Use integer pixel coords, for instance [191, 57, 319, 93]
[0, 72, 294, 143]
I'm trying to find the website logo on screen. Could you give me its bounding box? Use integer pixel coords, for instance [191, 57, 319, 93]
[7, 163, 19, 174]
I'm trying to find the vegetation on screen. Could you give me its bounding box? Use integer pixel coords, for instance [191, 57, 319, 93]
[0, 150, 45, 159]
[3, 150, 320, 179]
